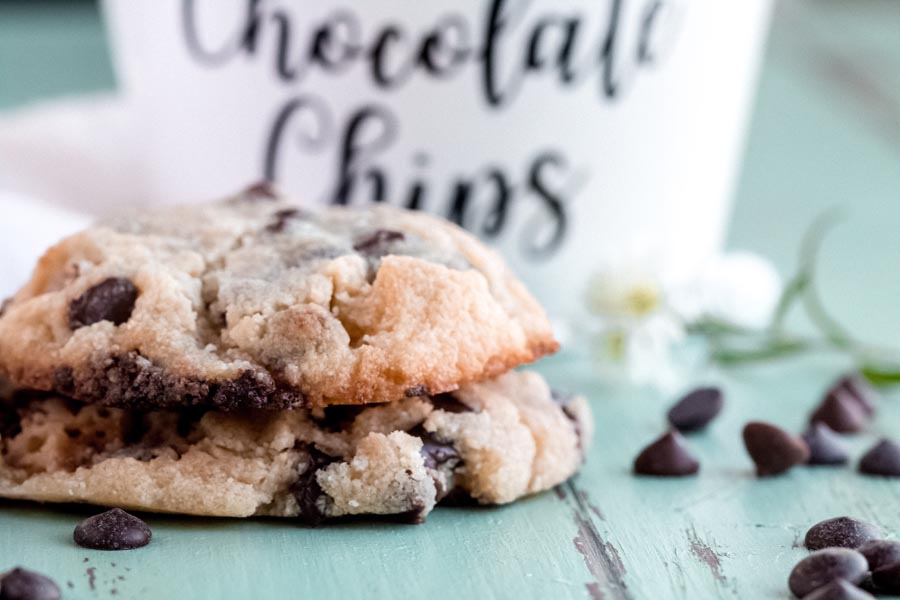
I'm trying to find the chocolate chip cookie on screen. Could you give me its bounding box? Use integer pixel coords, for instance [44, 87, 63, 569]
[0, 186, 557, 409]
[0, 371, 592, 522]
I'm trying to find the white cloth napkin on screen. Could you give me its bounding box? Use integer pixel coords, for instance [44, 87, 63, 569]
[0, 94, 144, 297]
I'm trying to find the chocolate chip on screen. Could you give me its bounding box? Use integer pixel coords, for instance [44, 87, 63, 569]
[430, 393, 473, 414]
[805, 517, 882, 551]
[291, 447, 338, 526]
[410, 425, 460, 471]
[353, 229, 405, 256]
[666, 387, 724, 432]
[859, 540, 900, 571]
[788, 549, 869, 598]
[404, 385, 430, 398]
[68, 278, 139, 330]
[802, 423, 850, 466]
[265, 208, 304, 233]
[742, 422, 810, 477]
[241, 180, 279, 200]
[830, 375, 877, 416]
[0, 297, 12, 318]
[0, 568, 61, 600]
[859, 439, 900, 477]
[800, 579, 875, 600]
[872, 562, 900, 594]
[810, 391, 869, 434]
[73, 508, 151, 550]
[633, 431, 699, 477]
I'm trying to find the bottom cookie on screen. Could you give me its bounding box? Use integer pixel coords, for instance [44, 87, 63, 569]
[0, 371, 592, 523]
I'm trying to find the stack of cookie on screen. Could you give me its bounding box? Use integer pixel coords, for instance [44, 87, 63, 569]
[0, 184, 592, 523]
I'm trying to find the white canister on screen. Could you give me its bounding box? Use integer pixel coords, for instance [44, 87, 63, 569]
[102, 0, 772, 316]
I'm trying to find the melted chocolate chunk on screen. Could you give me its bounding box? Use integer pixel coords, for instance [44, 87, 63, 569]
[404, 385, 430, 398]
[788, 549, 869, 598]
[353, 230, 405, 255]
[0, 567, 61, 600]
[430, 393, 473, 414]
[805, 517, 882, 551]
[742, 421, 809, 477]
[803, 423, 850, 466]
[410, 425, 460, 471]
[859, 540, 900, 571]
[265, 208, 305, 233]
[58, 353, 304, 411]
[68, 278, 139, 330]
[633, 431, 699, 477]
[858, 439, 900, 477]
[73, 508, 152, 551]
[241, 180, 279, 200]
[666, 387, 724, 432]
[291, 447, 339, 526]
[801, 579, 875, 600]
[810, 391, 869, 434]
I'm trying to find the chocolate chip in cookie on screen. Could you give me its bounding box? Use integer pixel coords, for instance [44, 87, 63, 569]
[291, 447, 339, 526]
[68, 278, 139, 330]
[353, 229, 405, 256]
[265, 208, 305, 233]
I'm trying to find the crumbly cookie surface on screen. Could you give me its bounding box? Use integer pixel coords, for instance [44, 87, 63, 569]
[0, 371, 592, 521]
[0, 185, 557, 409]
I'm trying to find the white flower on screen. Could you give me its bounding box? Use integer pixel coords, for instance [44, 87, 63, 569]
[584, 250, 782, 390]
[586, 264, 686, 390]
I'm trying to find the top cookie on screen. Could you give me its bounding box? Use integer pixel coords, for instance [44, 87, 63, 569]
[0, 185, 557, 409]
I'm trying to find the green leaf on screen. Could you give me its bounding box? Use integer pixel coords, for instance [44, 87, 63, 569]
[860, 364, 900, 387]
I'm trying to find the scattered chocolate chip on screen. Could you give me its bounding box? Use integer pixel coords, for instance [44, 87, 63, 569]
[788, 549, 869, 598]
[666, 386, 724, 432]
[805, 517, 882, 551]
[291, 447, 338, 526]
[872, 562, 900, 594]
[241, 180, 279, 200]
[802, 423, 850, 466]
[265, 208, 305, 233]
[859, 439, 900, 477]
[800, 578, 875, 600]
[810, 392, 869, 434]
[830, 375, 877, 416]
[73, 508, 152, 551]
[68, 278, 139, 330]
[0, 568, 61, 600]
[353, 229, 405, 255]
[404, 385, 430, 398]
[633, 431, 699, 477]
[410, 425, 461, 471]
[743, 422, 810, 477]
[858, 540, 900, 571]
[430, 393, 472, 414]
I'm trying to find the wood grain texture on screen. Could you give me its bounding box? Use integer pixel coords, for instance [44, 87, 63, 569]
[2, 1, 900, 598]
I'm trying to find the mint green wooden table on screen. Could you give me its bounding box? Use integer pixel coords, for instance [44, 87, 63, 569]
[2, 2, 900, 598]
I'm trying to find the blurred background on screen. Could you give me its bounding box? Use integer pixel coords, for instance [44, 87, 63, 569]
[0, 0, 898, 360]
